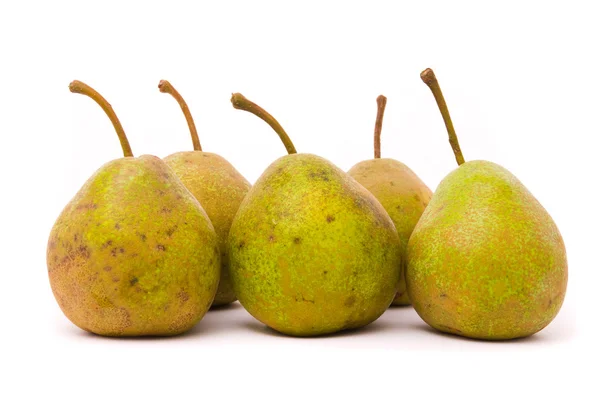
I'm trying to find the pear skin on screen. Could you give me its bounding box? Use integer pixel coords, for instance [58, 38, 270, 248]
[229, 154, 402, 336]
[407, 161, 567, 339]
[349, 158, 432, 305]
[48, 156, 220, 336]
[164, 152, 250, 306]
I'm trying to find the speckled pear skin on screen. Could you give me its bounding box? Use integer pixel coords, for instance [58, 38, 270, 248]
[228, 153, 402, 337]
[47, 155, 221, 336]
[164, 151, 251, 307]
[406, 160, 568, 340]
[348, 158, 432, 305]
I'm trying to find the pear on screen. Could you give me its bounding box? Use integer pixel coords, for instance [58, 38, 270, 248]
[47, 81, 220, 336]
[158, 80, 251, 307]
[227, 94, 402, 337]
[348, 95, 432, 305]
[406, 69, 568, 340]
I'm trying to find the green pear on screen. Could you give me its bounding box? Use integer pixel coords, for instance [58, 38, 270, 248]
[158, 80, 251, 307]
[47, 81, 220, 337]
[406, 69, 568, 340]
[227, 94, 402, 337]
[348, 95, 432, 305]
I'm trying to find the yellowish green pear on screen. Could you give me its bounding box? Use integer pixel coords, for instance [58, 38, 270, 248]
[406, 69, 568, 340]
[348, 95, 432, 305]
[47, 81, 220, 336]
[227, 94, 402, 337]
[158, 80, 251, 307]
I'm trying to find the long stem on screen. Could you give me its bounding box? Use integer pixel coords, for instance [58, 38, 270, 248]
[420, 68, 465, 165]
[230, 93, 297, 154]
[374, 95, 387, 159]
[158, 80, 201, 151]
[69, 80, 133, 157]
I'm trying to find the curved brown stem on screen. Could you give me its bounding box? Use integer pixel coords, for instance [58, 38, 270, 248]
[420, 68, 465, 165]
[230, 93, 297, 154]
[69, 80, 133, 157]
[158, 80, 201, 151]
[374, 95, 387, 159]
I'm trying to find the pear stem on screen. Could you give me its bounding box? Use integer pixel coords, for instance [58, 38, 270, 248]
[231, 93, 297, 154]
[374, 95, 387, 159]
[420, 68, 465, 166]
[158, 80, 202, 151]
[69, 80, 133, 157]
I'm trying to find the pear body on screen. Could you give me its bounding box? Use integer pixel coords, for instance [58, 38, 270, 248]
[47, 155, 220, 336]
[406, 160, 568, 340]
[164, 151, 251, 306]
[348, 158, 432, 305]
[228, 153, 402, 336]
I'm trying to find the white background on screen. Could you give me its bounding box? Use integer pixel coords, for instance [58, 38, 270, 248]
[0, 1, 598, 400]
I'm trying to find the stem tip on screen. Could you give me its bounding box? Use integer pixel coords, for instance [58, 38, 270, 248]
[231, 93, 248, 109]
[158, 80, 170, 92]
[69, 80, 86, 94]
[420, 68, 437, 85]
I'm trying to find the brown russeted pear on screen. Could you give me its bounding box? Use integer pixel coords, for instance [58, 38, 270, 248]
[406, 68, 568, 340]
[47, 81, 220, 336]
[348, 95, 432, 305]
[158, 80, 251, 307]
[227, 93, 402, 337]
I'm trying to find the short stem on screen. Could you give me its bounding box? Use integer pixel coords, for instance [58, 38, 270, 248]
[69, 80, 133, 157]
[230, 93, 297, 154]
[420, 68, 465, 165]
[158, 80, 201, 151]
[374, 95, 387, 159]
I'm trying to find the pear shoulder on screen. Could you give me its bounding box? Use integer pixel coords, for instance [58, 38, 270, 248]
[347, 158, 432, 242]
[236, 153, 397, 234]
[163, 151, 251, 237]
